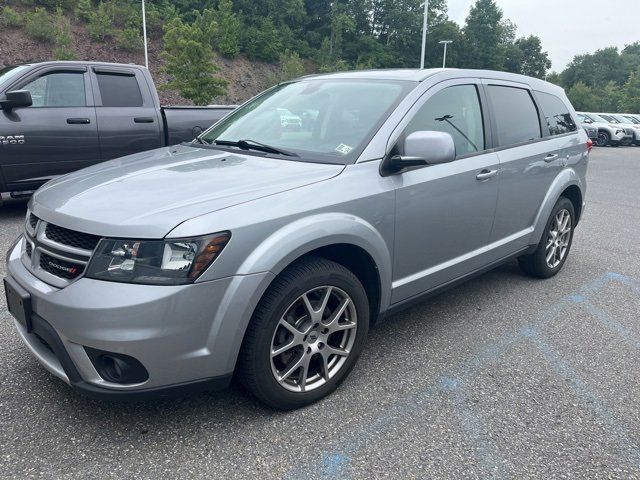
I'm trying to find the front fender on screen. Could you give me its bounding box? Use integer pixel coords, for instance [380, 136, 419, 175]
[531, 168, 584, 245]
[237, 212, 393, 312]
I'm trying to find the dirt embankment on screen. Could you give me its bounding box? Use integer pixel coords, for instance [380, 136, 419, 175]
[0, 21, 279, 105]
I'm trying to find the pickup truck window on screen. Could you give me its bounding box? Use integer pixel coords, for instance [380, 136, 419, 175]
[96, 73, 143, 107]
[0, 65, 29, 86]
[21, 72, 86, 107]
[406, 85, 485, 157]
[536, 91, 577, 136]
[488, 85, 542, 147]
[200, 79, 414, 164]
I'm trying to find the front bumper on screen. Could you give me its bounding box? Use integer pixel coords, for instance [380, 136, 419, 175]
[6, 237, 274, 399]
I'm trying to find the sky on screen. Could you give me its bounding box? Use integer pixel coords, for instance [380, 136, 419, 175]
[446, 0, 640, 72]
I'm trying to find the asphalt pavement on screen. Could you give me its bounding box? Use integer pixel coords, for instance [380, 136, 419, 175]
[1, 146, 639, 479]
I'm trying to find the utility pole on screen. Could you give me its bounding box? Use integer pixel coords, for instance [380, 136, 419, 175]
[420, 0, 428, 69]
[439, 40, 452, 68]
[142, 0, 149, 69]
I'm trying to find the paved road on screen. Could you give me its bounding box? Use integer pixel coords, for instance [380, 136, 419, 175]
[1, 147, 639, 479]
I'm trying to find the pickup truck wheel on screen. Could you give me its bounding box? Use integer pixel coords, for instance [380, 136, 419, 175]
[596, 131, 610, 147]
[239, 257, 369, 410]
[518, 197, 575, 279]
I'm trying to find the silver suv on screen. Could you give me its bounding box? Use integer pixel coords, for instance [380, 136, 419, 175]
[4, 69, 589, 409]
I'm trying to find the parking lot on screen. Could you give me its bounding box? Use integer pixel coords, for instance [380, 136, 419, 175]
[1, 146, 639, 479]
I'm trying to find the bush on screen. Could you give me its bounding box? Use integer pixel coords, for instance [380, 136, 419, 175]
[160, 18, 228, 104]
[54, 8, 77, 60]
[86, 2, 114, 40]
[25, 8, 57, 42]
[216, 0, 240, 58]
[0, 6, 23, 28]
[117, 27, 144, 52]
[241, 17, 282, 63]
[74, 0, 93, 22]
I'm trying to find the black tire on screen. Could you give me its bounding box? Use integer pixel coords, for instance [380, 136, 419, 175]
[239, 257, 369, 410]
[596, 131, 610, 147]
[518, 197, 575, 279]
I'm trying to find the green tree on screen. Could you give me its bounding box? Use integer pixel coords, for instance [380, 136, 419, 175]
[241, 17, 283, 62]
[160, 18, 227, 105]
[505, 36, 551, 78]
[75, 0, 93, 22]
[462, 0, 508, 70]
[620, 66, 640, 113]
[567, 82, 598, 111]
[216, 0, 241, 58]
[54, 8, 77, 60]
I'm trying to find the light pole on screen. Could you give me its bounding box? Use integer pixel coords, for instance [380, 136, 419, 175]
[439, 40, 452, 68]
[420, 0, 428, 68]
[142, 0, 149, 69]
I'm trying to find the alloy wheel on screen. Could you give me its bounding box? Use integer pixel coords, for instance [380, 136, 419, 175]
[545, 208, 572, 268]
[270, 286, 357, 393]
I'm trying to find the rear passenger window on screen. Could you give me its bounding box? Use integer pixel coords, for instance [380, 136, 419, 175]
[536, 91, 577, 135]
[96, 73, 143, 107]
[406, 84, 485, 156]
[487, 85, 541, 147]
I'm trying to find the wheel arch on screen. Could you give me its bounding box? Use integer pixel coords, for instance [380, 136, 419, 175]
[237, 212, 393, 320]
[531, 170, 585, 245]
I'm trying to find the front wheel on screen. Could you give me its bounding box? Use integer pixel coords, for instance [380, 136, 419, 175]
[518, 197, 575, 279]
[239, 257, 369, 410]
[596, 131, 610, 147]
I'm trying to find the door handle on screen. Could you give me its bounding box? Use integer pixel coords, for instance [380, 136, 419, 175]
[476, 169, 498, 181]
[544, 153, 559, 162]
[67, 118, 90, 124]
[134, 117, 155, 123]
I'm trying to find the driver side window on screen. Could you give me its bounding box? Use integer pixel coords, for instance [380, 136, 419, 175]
[406, 84, 485, 157]
[20, 72, 86, 108]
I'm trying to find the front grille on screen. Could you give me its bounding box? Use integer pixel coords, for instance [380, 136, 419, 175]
[25, 241, 32, 258]
[39, 252, 85, 280]
[28, 213, 38, 229]
[45, 223, 101, 251]
[625, 128, 634, 136]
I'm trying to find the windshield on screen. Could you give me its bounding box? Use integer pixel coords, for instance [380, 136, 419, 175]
[599, 114, 617, 123]
[585, 113, 608, 123]
[200, 79, 415, 164]
[0, 65, 29, 89]
[624, 115, 640, 124]
[610, 114, 629, 124]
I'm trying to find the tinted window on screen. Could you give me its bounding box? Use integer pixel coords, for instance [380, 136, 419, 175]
[406, 84, 485, 156]
[96, 73, 143, 107]
[488, 85, 541, 147]
[21, 72, 85, 107]
[536, 91, 577, 135]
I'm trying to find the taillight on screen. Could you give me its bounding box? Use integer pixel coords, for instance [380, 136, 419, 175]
[587, 139, 593, 152]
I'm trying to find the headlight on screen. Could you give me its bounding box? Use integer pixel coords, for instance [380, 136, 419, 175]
[85, 232, 231, 285]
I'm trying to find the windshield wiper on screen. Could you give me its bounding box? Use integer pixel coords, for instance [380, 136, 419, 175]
[214, 139, 299, 157]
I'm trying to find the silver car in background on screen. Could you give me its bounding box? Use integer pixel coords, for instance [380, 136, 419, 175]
[598, 113, 640, 146]
[4, 69, 589, 409]
[578, 112, 632, 147]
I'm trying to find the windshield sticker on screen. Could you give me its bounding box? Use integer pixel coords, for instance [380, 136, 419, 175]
[335, 144, 353, 155]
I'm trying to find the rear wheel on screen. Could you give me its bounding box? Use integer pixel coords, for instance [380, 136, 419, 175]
[518, 197, 575, 279]
[596, 131, 610, 147]
[239, 257, 369, 410]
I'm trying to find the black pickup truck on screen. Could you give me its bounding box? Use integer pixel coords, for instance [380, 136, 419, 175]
[0, 61, 235, 199]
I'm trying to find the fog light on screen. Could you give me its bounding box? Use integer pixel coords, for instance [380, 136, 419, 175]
[85, 348, 149, 384]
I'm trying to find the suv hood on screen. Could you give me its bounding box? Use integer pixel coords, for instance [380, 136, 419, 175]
[31, 145, 344, 238]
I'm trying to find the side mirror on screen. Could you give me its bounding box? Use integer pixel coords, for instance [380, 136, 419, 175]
[0, 90, 33, 111]
[384, 131, 456, 175]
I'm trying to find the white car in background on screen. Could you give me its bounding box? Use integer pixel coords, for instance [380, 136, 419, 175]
[597, 113, 639, 146]
[578, 112, 632, 147]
